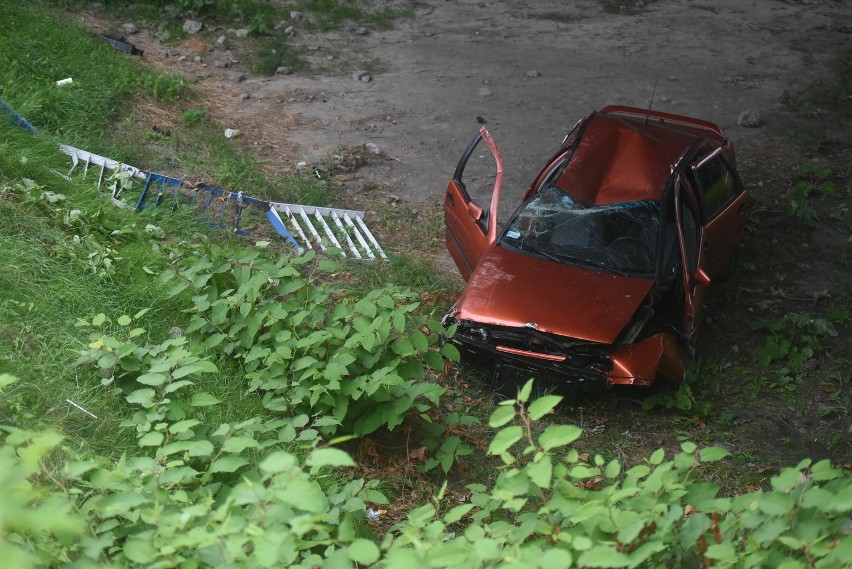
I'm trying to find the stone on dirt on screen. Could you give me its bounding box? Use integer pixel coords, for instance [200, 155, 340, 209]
[526, 70, 541, 78]
[353, 70, 371, 82]
[122, 22, 138, 34]
[738, 109, 762, 127]
[216, 35, 230, 49]
[183, 20, 202, 34]
[224, 128, 241, 139]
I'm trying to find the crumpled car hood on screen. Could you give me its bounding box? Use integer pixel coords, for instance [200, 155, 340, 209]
[454, 244, 655, 344]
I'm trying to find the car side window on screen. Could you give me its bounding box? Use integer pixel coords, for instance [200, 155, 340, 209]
[679, 189, 699, 274]
[691, 154, 736, 220]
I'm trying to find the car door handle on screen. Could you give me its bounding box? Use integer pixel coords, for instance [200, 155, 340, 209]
[446, 192, 455, 206]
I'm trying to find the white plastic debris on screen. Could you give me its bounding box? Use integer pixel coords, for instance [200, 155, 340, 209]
[56, 78, 73, 86]
[224, 128, 241, 138]
[66, 398, 97, 418]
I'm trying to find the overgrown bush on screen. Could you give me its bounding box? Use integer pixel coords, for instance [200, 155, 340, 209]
[3, 376, 850, 568]
[157, 243, 455, 436]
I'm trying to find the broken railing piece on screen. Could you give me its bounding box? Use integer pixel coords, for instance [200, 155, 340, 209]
[59, 144, 145, 187]
[2, 96, 386, 260]
[127, 173, 387, 259]
[268, 202, 387, 260]
[135, 172, 182, 211]
[126, 173, 387, 259]
[0, 98, 38, 134]
[58, 144, 145, 208]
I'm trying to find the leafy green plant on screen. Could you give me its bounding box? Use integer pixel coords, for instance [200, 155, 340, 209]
[144, 73, 187, 104]
[158, 243, 455, 436]
[181, 108, 206, 126]
[642, 382, 708, 414]
[0, 372, 384, 568]
[781, 54, 852, 117]
[378, 382, 852, 568]
[3, 376, 852, 568]
[420, 409, 479, 473]
[783, 162, 838, 226]
[753, 313, 838, 378]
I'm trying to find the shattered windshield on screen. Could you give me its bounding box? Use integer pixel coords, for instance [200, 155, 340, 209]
[500, 185, 660, 276]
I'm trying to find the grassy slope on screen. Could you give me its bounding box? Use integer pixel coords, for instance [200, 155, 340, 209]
[0, 2, 272, 456]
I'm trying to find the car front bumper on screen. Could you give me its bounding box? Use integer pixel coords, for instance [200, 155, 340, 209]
[445, 317, 685, 388]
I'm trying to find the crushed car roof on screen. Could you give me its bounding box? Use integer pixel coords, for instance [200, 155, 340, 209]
[554, 108, 725, 206]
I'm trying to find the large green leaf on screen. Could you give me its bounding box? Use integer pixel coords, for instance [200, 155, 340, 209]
[210, 455, 249, 473]
[527, 395, 562, 420]
[189, 392, 221, 407]
[306, 447, 356, 468]
[259, 451, 297, 474]
[488, 426, 523, 455]
[538, 424, 581, 451]
[347, 539, 380, 565]
[172, 360, 218, 378]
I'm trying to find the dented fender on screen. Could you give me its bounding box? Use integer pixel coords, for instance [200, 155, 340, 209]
[607, 334, 684, 386]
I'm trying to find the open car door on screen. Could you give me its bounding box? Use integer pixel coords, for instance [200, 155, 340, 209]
[674, 177, 711, 348]
[689, 147, 749, 277]
[444, 127, 504, 280]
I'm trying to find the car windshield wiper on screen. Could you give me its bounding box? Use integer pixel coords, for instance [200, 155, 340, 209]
[559, 254, 632, 277]
[505, 239, 564, 264]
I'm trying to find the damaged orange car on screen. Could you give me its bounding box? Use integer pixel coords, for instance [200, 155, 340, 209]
[442, 105, 748, 388]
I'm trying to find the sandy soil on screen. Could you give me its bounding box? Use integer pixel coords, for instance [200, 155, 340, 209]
[85, 0, 850, 210]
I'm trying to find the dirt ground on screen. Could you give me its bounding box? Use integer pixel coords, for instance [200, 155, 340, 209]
[82, 1, 848, 203]
[78, 0, 850, 468]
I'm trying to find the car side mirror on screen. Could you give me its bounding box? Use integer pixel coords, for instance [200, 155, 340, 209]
[693, 268, 711, 287]
[467, 201, 483, 221]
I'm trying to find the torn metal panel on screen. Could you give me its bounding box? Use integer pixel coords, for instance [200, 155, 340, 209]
[93, 33, 144, 56]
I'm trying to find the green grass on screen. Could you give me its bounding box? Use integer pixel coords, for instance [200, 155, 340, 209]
[43, 0, 412, 76]
[782, 53, 852, 117]
[1, 3, 182, 150]
[0, 129, 265, 456]
[250, 37, 307, 76]
[0, 1, 442, 465]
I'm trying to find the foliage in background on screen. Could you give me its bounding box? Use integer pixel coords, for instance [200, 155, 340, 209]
[155, 242, 456, 436]
[782, 54, 852, 118]
[752, 312, 841, 394]
[784, 162, 840, 227]
[3, 376, 851, 568]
